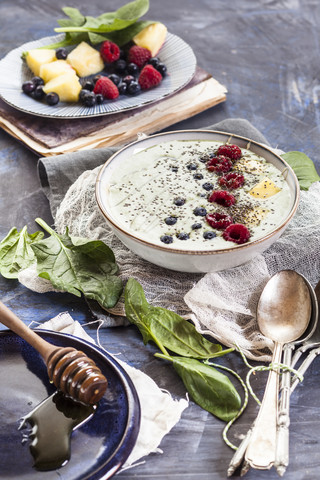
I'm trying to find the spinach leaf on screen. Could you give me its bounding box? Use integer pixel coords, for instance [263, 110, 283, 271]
[0, 226, 44, 279]
[281, 151, 320, 190]
[156, 354, 241, 422]
[102, 20, 154, 46]
[125, 278, 230, 358]
[31, 218, 122, 309]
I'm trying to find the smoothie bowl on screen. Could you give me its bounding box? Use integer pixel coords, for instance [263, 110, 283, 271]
[95, 130, 299, 273]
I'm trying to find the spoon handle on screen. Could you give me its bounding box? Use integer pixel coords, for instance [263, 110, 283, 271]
[291, 346, 320, 392]
[244, 341, 282, 470]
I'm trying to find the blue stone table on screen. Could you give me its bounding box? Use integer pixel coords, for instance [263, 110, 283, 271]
[0, 1, 319, 479]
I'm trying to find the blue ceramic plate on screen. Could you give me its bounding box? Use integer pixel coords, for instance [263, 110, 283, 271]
[0, 330, 140, 480]
[0, 32, 196, 118]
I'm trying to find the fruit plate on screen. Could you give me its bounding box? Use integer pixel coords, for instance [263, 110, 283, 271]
[0, 329, 141, 480]
[0, 33, 196, 119]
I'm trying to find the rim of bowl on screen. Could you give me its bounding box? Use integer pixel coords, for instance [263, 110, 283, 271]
[95, 129, 300, 256]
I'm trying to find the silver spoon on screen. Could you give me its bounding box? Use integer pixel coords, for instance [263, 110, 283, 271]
[244, 270, 312, 470]
[227, 272, 316, 477]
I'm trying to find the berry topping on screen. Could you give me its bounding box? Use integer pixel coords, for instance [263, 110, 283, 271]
[93, 77, 119, 100]
[177, 232, 189, 240]
[203, 231, 217, 240]
[108, 74, 121, 86]
[138, 64, 162, 90]
[174, 197, 185, 206]
[187, 163, 198, 170]
[206, 212, 234, 230]
[156, 62, 167, 76]
[208, 190, 236, 207]
[22, 80, 36, 94]
[193, 173, 204, 180]
[193, 207, 207, 216]
[95, 93, 104, 104]
[207, 155, 233, 174]
[192, 223, 202, 230]
[148, 57, 160, 67]
[114, 59, 127, 73]
[216, 144, 242, 161]
[122, 75, 135, 85]
[81, 91, 96, 107]
[33, 85, 45, 99]
[165, 216, 178, 225]
[223, 224, 251, 244]
[160, 235, 173, 244]
[127, 62, 139, 75]
[202, 182, 214, 191]
[218, 172, 245, 190]
[82, 79, 95, 91]
[100, 41, 120, 63]
[127, 81, 141, 95]
[32, 76, 44, 86]
[128, 45, 152, 68]
[46, 92, 59, 106]
[55, 47, 68, 60]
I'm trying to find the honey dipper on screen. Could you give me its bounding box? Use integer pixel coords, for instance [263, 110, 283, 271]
[0, 301, 108, 405]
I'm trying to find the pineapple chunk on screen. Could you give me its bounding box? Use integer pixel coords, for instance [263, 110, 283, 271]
[67, 41, 104, 77]
[133, 23, 167, 56]
[43, 73, 81, 102]
[26, 49, 56, 76]
[249, 177, 282, 199]
[40, 60, 76, 83]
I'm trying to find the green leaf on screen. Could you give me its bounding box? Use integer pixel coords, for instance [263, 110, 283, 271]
[0, 226, 44, 279]
[124, 278, 227, 358]
[105, 20, 154, 46]
[59, 7, 85, 26]
[281, 151, 320, 190]
[157, 355, 242, 422]
[115, 0, 149, 20]
[31, 218, 122, 309]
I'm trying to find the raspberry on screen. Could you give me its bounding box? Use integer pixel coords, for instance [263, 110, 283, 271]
[138, 64, 163, 90]
[216, 144, 242, 161]
[93, 77, 119, 100]
[206, 212, 234, 230]
[223, 224, 251, 244]
[218, 172, 245, 190]
[100, 41, 120, 63]
[206, 155, 233, 174]
[208, 190, 236, 207]
[128, 45, 152, 68]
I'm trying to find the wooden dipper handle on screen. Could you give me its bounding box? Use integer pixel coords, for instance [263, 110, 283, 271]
[0, 301, 108, 404]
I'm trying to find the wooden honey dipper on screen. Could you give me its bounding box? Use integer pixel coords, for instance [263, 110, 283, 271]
[0, 301, 108, 405]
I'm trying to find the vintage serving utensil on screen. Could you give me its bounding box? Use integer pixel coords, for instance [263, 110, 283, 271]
[244, 270, 311, 470]
[0, 301, 108, 405]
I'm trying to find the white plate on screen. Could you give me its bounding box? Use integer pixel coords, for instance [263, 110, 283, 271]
[0, 32, 196, 119]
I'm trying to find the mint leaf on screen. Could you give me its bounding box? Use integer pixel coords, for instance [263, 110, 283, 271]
[31, 218, 122, 309]
[0, 226, 44, 279]
[281, 151, 320, 190]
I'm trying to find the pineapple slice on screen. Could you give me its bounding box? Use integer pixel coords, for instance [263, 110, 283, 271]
[40, 60, 76, 83]
[67, 41, 104, 77]
[43, 73, 82, 102]
[26, 49, 56, 76]
[249, 177, 282, 199]
[133, 23, 167, 57]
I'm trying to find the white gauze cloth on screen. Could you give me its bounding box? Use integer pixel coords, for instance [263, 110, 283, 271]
[35, 312, 188, 468]
[19, 163, 320, 361]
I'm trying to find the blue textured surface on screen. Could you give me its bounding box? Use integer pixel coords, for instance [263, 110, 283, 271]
[1, 1, 320, 479]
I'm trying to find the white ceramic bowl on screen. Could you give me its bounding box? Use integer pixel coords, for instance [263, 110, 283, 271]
[95, 130, 300, 273]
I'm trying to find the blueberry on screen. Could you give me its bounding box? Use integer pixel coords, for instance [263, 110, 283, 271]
[192, 223, 202, 230]
[193, 207, 207, 216]
[82, 91, 96, 107]
[148, 57, 160, 67]
[22, 80, 36, 94]
[56, 47, 68, 60]
[32, 76, 44, 86]
[160, 235, 173, 244]
[127, 81, 141, 95]
[118, 83, 127, 95]
[119, 49, 126, 59]
[95, 93, 104, 104]
[199, 155, 210, 163]
[174, 197, 186, 206]
[193, 173, 204, 180]
[122, 75, 135, 86]
[156, 62, 167, 76]
[203, 231, 217, 240]
[114, 59, 127, 73]
[82, 80, 95, 91]
[127, 62, 139, 75]
[187, 163, 197, 170]
[202, 182, 214, 191]
[79, 89, 91, 101]
[165, 216, 177, 225]
[177, 232, 189, 240]
[33, 85, 44, 99]
[46, 92, 59, 106]
[108, 74, 121, 86]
